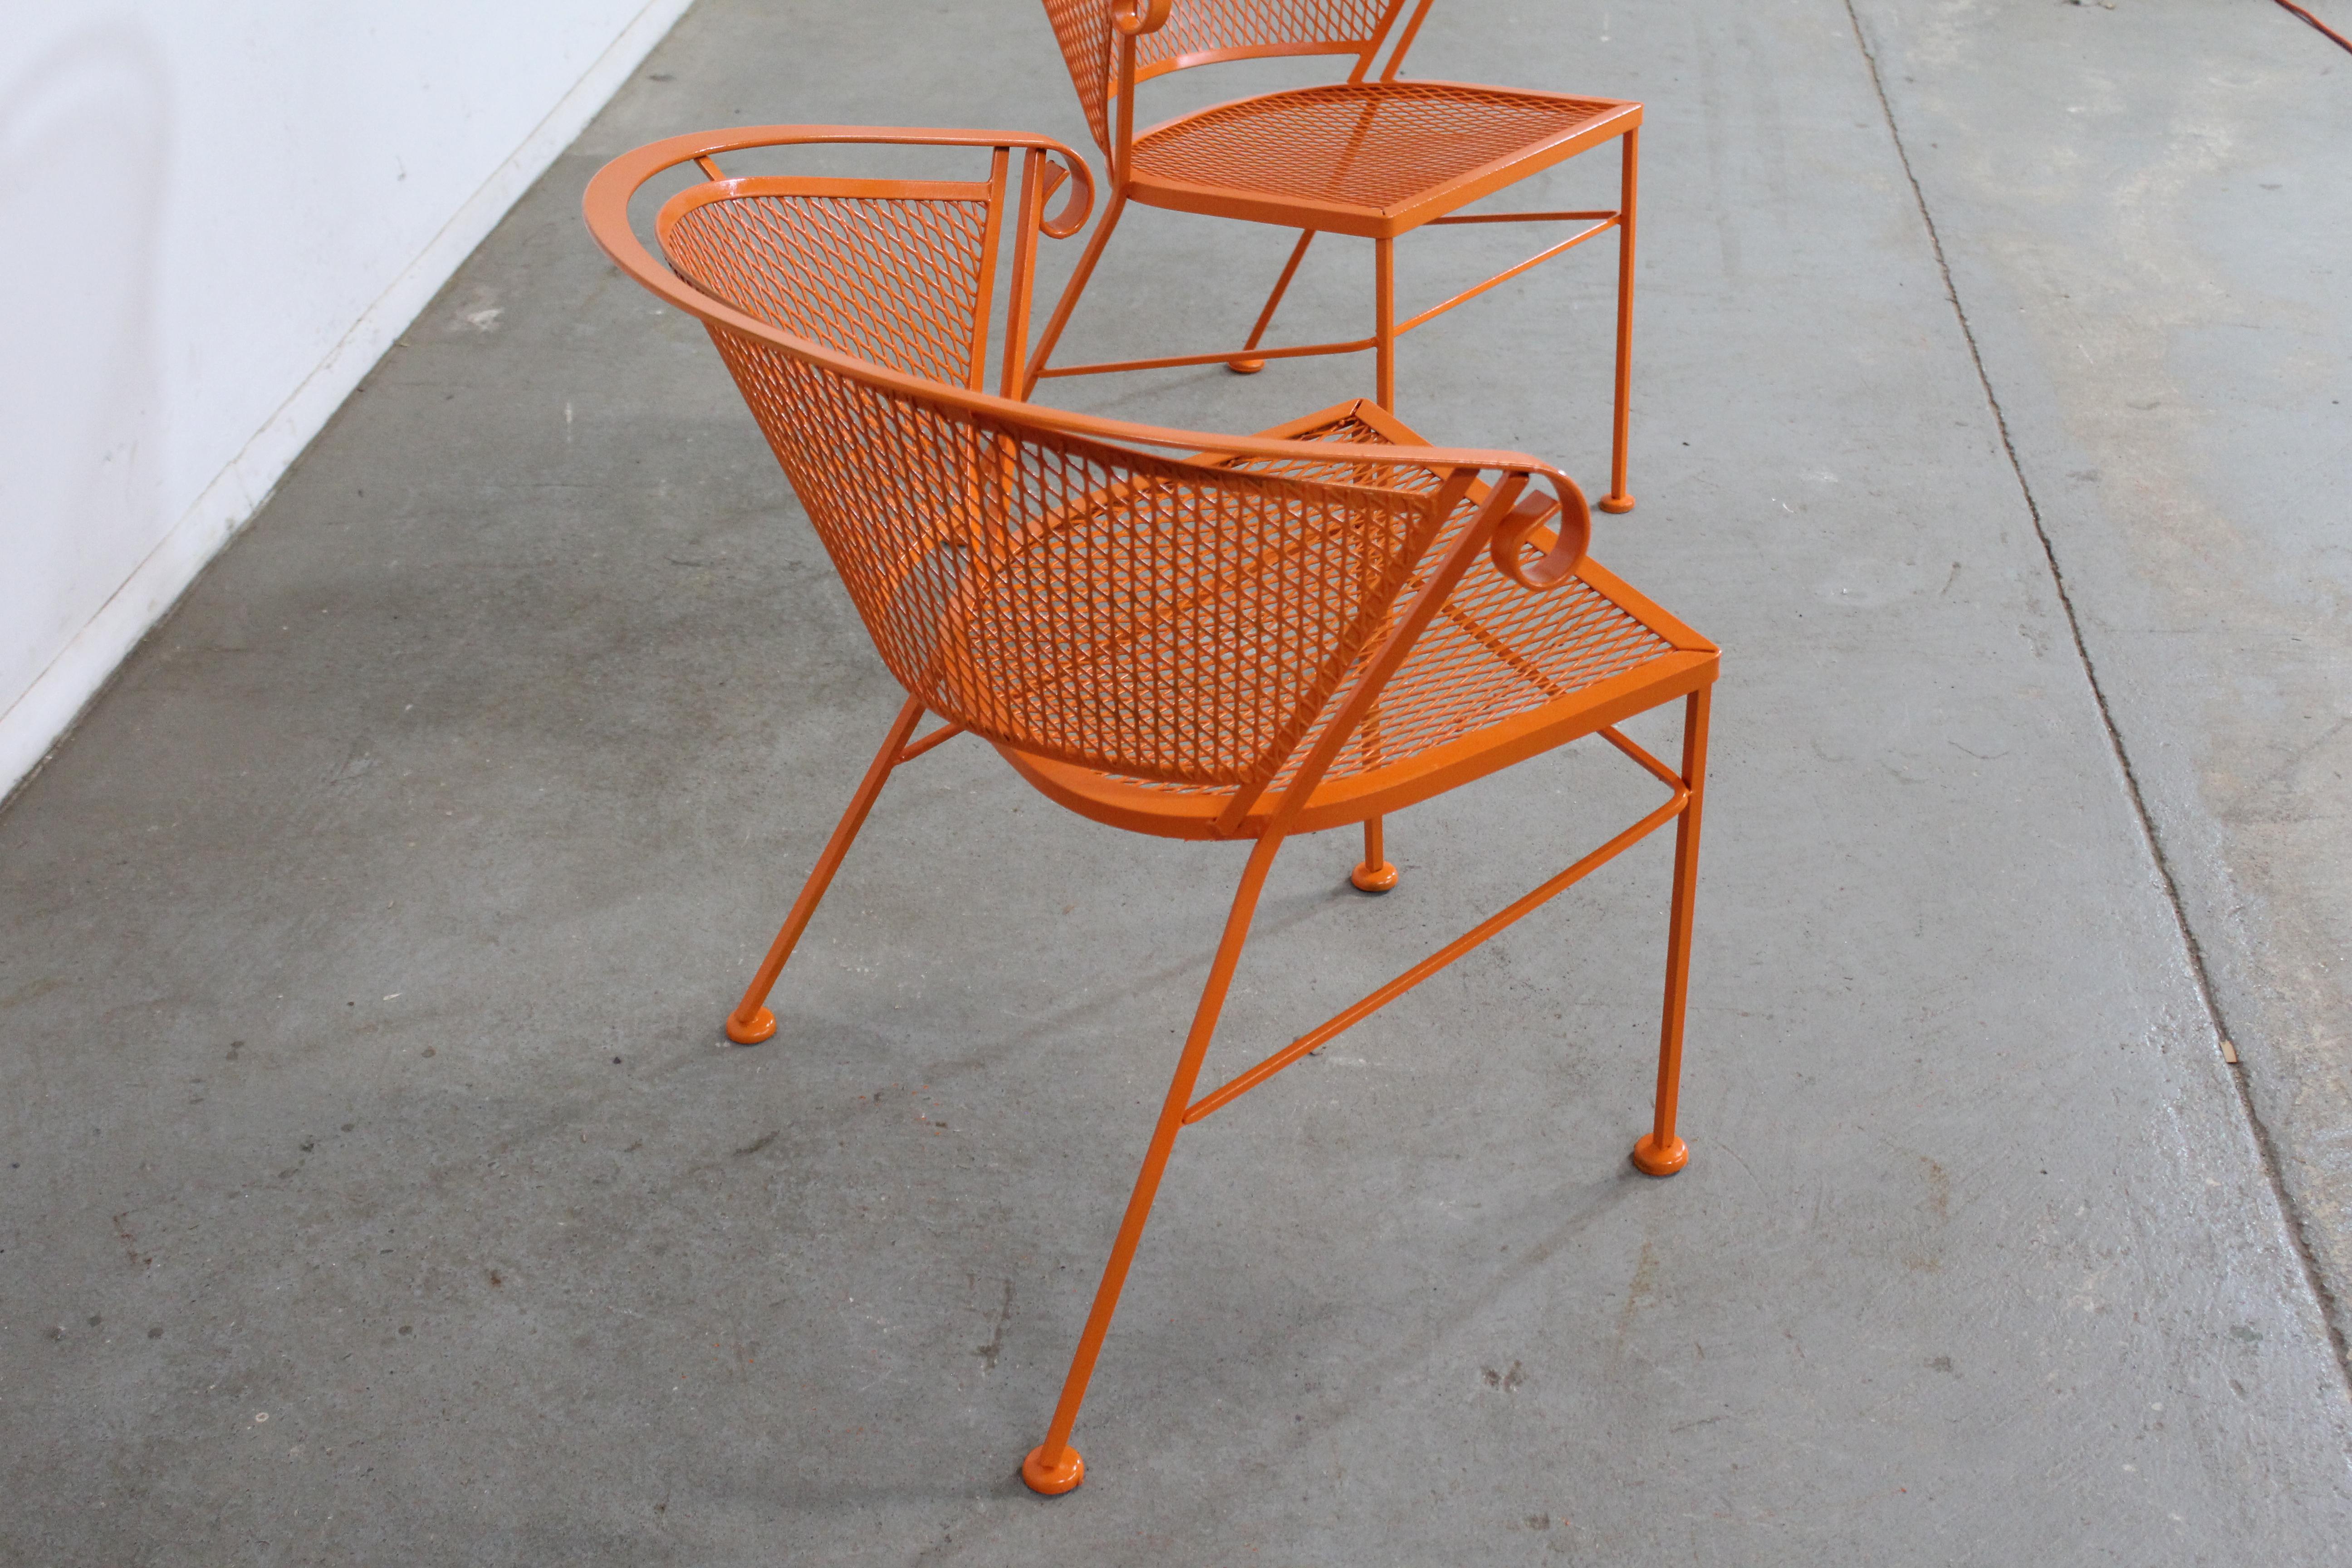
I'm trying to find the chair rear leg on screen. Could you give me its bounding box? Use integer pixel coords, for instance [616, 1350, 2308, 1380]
[1351, 816, 1399, 893]
[1229, 229, 1317, 374]
[1632, 686, 1708, 1175]
[1023, 832, 1287, 1495]
[1021, 191, 1129, 399]
[723, 694, 928, 1044]
[1372, 236, 1397, 411]
[1598, 127, 1639, 515]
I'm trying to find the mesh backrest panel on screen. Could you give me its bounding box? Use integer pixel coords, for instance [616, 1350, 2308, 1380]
[703, 327, 1443, 786]
[1042, 0, 1119, 150]
[663, 192, 992, 387]
[1041, 0, 1399, 149]
[1145, 0, 1397, 68]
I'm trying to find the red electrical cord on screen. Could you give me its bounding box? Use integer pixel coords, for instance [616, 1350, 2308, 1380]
[2272, 0, 2352, 54]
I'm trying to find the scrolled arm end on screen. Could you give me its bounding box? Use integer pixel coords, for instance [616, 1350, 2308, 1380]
[1037, 149, 1096, 239]
[1488, 471, 1592, 590]
[1113, 0, 1175, 36]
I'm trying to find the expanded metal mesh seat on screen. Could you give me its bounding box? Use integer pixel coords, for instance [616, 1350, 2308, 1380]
[1028, 0, 1644, 513]
[1128, 81, 1626, 235]
[1001, 400, 1693, 841]
[586, 124, 1718, 1500]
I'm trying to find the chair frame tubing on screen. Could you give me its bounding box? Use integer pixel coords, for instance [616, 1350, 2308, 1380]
[1020, 688, 1707, 1491]
[711, 573, 1707, 1494]
[722, 695, 937, 1045]
[1022, 0, 1641, 513]
[585, 130, 1710, 1498]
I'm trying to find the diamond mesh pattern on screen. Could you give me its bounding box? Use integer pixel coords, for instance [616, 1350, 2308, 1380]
[1319, 515, 1675, 784]
[653, 186, 1673, 805]
[1040, 0, 1397, 150]
[1132, 82, 1620, 215]
[1105, 410, 1680, 795]
[1142, 0, 1397, 69]
[703, 330, 1446, 787]
[663, 191, 994, 387]
[1041, 0, 1119, 150]
[1215, 407, 1447, 495]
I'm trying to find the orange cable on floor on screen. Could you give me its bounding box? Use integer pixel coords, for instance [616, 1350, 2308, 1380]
[2271, 0, 2352, 54]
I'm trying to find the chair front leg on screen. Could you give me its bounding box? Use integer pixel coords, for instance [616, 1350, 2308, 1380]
[1598, 127, 1639, 515]
[1023, 830, 1288, 1494]
[722, 693, 928, 1044]
[1373, 235, 1397, 411]
[1632, 685, 1707, 1175]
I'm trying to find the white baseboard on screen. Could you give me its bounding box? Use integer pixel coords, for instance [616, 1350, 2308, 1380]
[0, 0, 696, 805]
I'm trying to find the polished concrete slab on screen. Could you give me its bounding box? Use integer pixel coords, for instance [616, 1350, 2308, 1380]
[3, 1, 2348, 1563]
[1850, 0, 2352, 1367]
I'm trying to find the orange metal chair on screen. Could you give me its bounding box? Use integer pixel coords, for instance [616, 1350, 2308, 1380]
[586, 126, 1716, 1497]
[1029, 0, 1644, 513]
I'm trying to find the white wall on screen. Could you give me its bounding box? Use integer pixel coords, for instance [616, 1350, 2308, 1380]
[0, 0, 695, 799]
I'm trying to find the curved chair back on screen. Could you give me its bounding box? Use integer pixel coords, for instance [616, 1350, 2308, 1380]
[584, 124, 1587, 817]
[708, 350, 1446, 788]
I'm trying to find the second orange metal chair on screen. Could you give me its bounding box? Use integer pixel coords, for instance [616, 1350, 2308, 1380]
[1029, 0, 1644, 512]
[586, 126, 1715, 1498]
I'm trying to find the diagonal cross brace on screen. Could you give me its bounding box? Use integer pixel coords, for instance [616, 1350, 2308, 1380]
[1181, 724, 1689, 1125]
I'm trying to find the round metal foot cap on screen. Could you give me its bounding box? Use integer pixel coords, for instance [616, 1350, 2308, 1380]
[1022, 1443, 1085, 1495]
[1596, 493, 1636, 515]
[724, 1007, 777, 1046]
[1630, 1133, 1687, 1177]
[1350, 860, 1400, 894]
[1227, 358, 1265, 375]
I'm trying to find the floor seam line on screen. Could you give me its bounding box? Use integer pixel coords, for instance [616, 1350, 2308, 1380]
[1837, 0, 2352, 1382]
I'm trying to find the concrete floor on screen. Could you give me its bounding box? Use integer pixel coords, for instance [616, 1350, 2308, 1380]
[5, 0, 2350, 1561]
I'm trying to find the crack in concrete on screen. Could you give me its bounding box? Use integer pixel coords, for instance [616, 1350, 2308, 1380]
[1838, 0, 2352, 1384]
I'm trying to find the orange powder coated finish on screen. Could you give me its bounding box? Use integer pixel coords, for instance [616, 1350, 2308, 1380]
[1029, 0, 1643, 513]
[585, 125, 1716, 1497]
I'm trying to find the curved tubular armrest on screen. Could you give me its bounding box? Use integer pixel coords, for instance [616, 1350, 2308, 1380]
[1114, 0, 1176, 36]
[588, 123, 1096, 237]
[1487, 473, 1592, 588]
[584, 136, 1585, 514]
